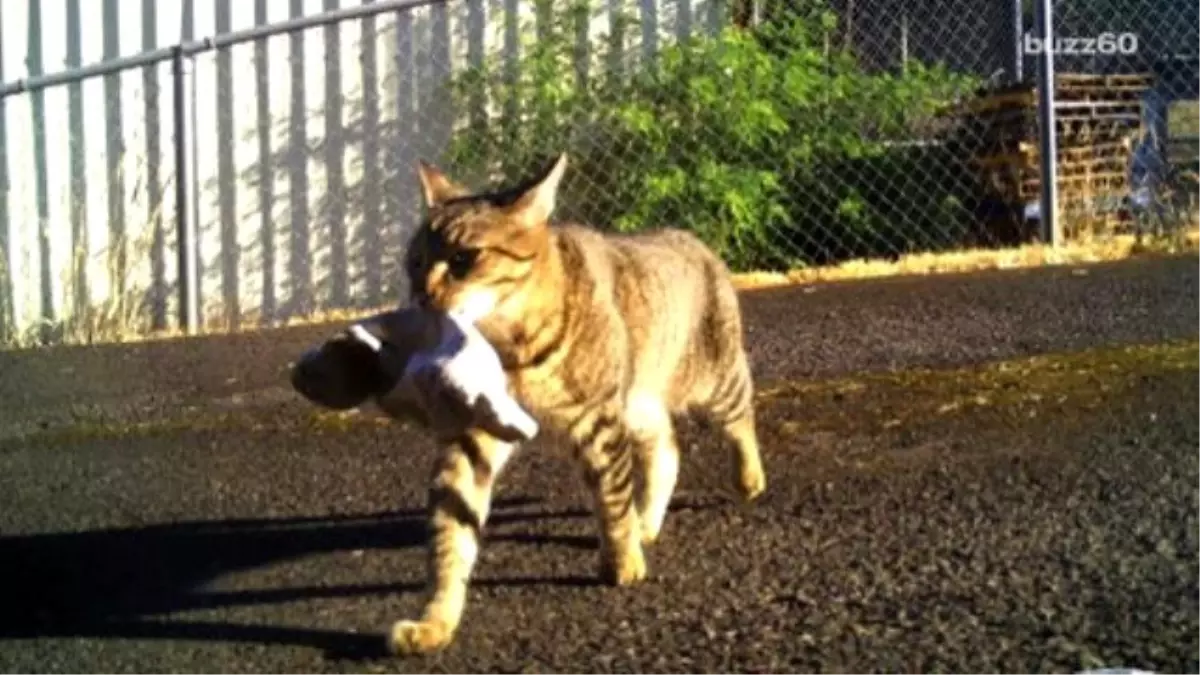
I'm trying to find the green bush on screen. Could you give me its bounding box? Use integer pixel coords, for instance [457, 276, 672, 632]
[443, 0, 983, 271]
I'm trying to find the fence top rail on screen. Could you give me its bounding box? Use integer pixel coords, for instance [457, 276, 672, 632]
[0, 0, 448, 99]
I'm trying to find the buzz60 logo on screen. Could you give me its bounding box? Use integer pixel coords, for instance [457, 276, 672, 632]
[1024, 32, 1140, 56]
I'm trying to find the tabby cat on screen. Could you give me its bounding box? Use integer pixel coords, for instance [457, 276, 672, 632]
[389, 154, 766, 655]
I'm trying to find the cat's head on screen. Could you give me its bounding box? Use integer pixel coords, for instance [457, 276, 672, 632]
[403, 154, 569, 353]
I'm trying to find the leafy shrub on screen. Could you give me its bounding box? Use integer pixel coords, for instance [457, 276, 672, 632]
[443, 0, 983, 271]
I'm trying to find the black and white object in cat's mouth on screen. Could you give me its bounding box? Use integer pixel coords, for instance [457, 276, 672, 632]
[348, 314, 539, 443]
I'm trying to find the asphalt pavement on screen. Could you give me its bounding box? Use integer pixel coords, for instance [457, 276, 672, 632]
[0, 254, 1196, 674]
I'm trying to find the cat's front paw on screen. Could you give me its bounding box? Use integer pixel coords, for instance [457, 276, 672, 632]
[388, 619, 453, 656]
[598, 543, 648, 586]
[738, 466, 766, 501]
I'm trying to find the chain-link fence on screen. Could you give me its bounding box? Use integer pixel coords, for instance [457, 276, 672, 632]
[441, 0, 1013, 271]
[1044, 0, 1199, 239]
[0, 0, 1196, 346]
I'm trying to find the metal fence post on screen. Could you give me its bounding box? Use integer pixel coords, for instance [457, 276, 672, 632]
[1034, 0, 1060, 246]
[171, 46, 200, 333]
[1009, 0, 1023, 83]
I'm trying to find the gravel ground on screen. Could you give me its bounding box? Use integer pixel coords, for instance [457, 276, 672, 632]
[0, 255, 1196, 674]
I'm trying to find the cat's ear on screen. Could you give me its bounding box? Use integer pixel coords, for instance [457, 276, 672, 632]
[506, 153, 568, 229]
[416, 160, 468, 209]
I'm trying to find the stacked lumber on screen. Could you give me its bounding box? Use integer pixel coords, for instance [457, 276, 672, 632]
[961, 73, 1150, 235]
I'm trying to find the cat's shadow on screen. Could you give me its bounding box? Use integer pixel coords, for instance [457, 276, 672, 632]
[0, 494, 719, 660]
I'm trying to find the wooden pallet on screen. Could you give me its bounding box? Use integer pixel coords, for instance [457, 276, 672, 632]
[964, 73, 1153, 114]
[965, 119, 1141, 156]
[961, 72, 1149, 218]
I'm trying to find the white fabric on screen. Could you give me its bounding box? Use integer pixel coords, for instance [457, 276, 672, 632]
[347, 312, 539, 443]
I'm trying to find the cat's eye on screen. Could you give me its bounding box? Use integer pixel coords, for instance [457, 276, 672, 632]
[447, 248, 479, 279]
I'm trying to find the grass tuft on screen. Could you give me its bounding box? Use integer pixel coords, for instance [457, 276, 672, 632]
[730, 229, 1198, 291]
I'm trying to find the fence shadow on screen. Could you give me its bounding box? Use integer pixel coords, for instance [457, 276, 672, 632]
[220, 5, 467, 331]
[177, 0, 702, 333]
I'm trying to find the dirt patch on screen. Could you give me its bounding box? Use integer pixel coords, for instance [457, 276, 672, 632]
[749, 338, 1199, 479]
[756, 338, 1197, 438]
